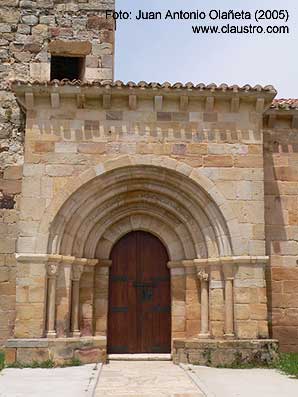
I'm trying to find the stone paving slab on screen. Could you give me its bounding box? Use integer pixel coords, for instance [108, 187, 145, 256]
[190, 365, 298, 397]
[0, 364, 99, 397]
[95, 361, 203, 396]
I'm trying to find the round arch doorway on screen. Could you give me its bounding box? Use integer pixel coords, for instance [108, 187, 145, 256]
[107, 231, 171, 354]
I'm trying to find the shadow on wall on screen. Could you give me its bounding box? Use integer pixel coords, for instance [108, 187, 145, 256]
[264, 121, 298, 352]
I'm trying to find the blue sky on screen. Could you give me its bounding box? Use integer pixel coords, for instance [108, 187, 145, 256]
[115, 0, 297, 98]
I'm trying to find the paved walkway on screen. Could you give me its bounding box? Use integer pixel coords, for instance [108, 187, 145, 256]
[95, 361, 203, 396]
[1, 362, 298, 396]
[190, 365, 298, 397]
[0, 364, 99, 397]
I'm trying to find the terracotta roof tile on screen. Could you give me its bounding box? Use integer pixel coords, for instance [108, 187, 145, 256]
[271, 98, 298, 110]
[10, 79, 277, 93]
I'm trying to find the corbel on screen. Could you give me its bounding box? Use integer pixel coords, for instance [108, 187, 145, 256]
[154, 95, 163, 111]
[77, 94, 85, 109]
[268, 114, 276, 128]
[25, 92, 34, 109]
[129, 94, 137, 110]
[230, 97, 240, 113]
[205, 96, 214, 112]
[292, 116, 298, 129]
[256, 97, 265, 113]
[179, 95, 189, 111]
[103, 94, 111, 109]
[51, 92, 60, 109]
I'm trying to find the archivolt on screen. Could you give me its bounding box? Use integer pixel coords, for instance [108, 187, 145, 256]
[45, 156, 237, 260]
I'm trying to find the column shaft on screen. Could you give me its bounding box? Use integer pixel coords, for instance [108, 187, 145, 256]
[224, 278, 235, 338]
[199, 278, 210, 338]
[71, 280, 80, 336]
[46, 276, 57, 338]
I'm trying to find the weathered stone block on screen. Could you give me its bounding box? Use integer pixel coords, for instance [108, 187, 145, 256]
[17, 347, 49, 364]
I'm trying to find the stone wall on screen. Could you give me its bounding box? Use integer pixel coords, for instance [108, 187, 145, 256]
[264, 107, 298, 352]
[0, 0, 115, 347]
[0, 164, 22, 346]
[11, 81, 275, 343]
[173, 339, 279, 366]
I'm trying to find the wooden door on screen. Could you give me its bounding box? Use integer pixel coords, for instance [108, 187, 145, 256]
[108, 231, 171, 354]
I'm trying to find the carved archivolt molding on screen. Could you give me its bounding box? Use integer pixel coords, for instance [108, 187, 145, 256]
[46, 163, 237, 260]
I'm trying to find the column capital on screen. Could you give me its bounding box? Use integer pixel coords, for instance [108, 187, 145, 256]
[197, 268, 209, 281]
[47, 256, 62, 278]
[71, 264, 84, 281]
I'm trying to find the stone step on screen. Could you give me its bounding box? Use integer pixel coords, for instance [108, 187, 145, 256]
[108, 353, 172, 361]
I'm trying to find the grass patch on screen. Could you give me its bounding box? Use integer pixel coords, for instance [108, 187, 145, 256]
[8, 359, 55, 369]
[0, 352, 4, 371]
[60, 358, 82, 367]
[276, 353, 298, 378]
[7, 358, 82, 369]
[214, 353, 298, 378]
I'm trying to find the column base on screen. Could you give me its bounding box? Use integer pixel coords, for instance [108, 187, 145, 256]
[46, 331, 57, 339]
[224, 333, 235, 340]
[198, 333, 210, 339]
[71, 331, 81, 337]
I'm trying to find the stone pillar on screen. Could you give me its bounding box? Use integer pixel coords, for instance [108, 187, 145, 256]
[71, 261, 85, 337]
[56, 256, 75, 337]
[79, 259, 98, 336]
[223, 264, 235, 339]
[168, 261, 186, 339]
[197, 267, 210, 338]
[94, 260, 112, 336]
[183, 260, 200, 338]
[46, 256, 61, 338]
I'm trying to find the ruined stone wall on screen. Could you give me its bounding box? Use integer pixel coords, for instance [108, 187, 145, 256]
[264, 110, 298, 352]
[0, 0, 115, 346]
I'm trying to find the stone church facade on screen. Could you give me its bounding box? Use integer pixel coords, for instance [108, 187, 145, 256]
[0, 1, 297, 365]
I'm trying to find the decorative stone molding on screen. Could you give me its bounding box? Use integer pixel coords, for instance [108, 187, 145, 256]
[194, 256, 269, 267]
[40, 156, 243, 259]
[98, 259, 112, 268]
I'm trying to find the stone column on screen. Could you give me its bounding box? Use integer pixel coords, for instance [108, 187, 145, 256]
[197, 267, 210, 338]
[71, 262, 84, 337]
[56, 256, 75, 337]
[94, 260, 112, 336]
[223, 264, 235, 339]
[168, 261, 186, 339]
[46, 257, 61, 338]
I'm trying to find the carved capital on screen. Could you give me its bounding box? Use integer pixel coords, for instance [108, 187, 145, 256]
[197, 268, 209, 282]
[47, 263, 59, 278]
[72, 264, 84, 281]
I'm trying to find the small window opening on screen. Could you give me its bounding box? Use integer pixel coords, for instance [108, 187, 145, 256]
[50, 56, 85, 81]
